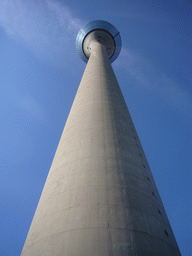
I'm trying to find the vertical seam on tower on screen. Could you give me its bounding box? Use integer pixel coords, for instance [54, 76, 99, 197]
[99, 45, 113, 255]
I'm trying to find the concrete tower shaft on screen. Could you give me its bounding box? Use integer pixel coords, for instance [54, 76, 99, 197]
[21, 21, 181, 256]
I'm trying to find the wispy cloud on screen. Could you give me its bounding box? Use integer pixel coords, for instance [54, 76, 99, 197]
[156, 74, 192, 114]
[101, 9, 172, 24]
[15, 94, 45, 120]
[0, 0, 84, 63]
[1, 85, 46, 121]
[116, 47, 192, 115]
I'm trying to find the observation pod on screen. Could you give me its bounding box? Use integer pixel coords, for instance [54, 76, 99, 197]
[21, 21, 181, 256]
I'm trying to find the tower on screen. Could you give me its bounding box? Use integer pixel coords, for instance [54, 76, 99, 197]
[21, 20, 181, 255]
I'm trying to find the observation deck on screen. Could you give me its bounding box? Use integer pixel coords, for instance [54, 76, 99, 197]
[76, 20, 122, 63]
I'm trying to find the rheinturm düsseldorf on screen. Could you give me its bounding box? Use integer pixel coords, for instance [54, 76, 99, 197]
[21, 20, 181, 256]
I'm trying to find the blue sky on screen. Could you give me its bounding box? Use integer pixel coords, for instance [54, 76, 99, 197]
[0, 0, 191, 255]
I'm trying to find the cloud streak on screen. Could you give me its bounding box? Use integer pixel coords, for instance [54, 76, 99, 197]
[15, 94, 45, 120]
[116, 47, 192, 115]
[1, 85, 46, 121]
[0, 1, 190, 116]
[0, 0, 84, 63]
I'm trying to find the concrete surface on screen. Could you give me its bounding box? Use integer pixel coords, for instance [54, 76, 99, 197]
[21, 42, 181, 256]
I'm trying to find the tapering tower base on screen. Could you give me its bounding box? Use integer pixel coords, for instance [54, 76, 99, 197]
[21, 21, 181, 256]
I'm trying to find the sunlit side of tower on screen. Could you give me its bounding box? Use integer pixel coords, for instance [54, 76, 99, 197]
[21, 20, 181, 256]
